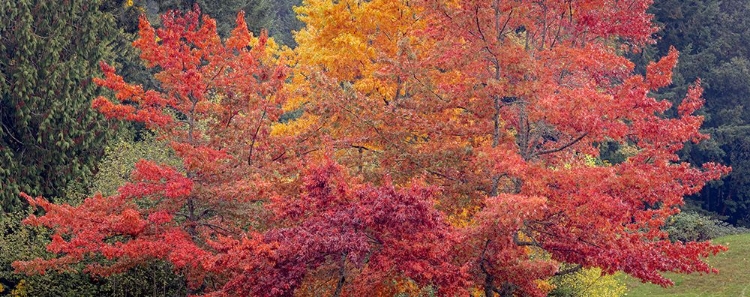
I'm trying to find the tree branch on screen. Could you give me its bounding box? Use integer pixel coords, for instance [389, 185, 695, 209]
[555, 264, 583, 276]
[247, 108, 267, 166]
[512, 231, 540, 247]
[332, 252, 347, 297]
[534, 132, 588, 156]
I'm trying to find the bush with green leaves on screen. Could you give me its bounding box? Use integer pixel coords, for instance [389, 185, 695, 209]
[664, 211, 748, 242]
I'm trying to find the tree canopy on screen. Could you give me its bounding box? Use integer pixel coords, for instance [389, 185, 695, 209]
[6, 1, 735, 296]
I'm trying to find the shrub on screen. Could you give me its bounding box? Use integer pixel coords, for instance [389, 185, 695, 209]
[549, 267, 626, 297]
[664, 211, 748, 242]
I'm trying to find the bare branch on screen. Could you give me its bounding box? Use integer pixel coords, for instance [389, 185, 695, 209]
[555, 264, 583, 276]
[247, 108, 266, 166]
[534, 132, 588, 156]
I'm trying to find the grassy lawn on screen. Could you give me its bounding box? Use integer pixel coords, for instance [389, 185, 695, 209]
[623, 233, 750, 297]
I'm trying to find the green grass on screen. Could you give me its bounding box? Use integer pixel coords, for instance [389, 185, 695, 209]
[623, 233, 750, 297]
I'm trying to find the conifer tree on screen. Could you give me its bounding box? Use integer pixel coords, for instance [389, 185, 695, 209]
[637, 0, 750, 224]
[0, 0, 119, 211]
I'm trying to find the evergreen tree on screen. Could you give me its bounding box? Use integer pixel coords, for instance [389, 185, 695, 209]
[243, 0, 303, 46]
[131, 0, 302, 45]
[141, 0, 250, 37]
[0, 0, 119, 211]
[634, 0, 750, 224]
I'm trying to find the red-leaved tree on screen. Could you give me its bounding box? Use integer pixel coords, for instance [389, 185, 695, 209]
[16, 1, 731, 296]
[14, 6, 463, 296]
[15, 6, 290, 293]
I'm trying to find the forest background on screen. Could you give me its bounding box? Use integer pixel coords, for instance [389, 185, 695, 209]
[2, 0, 750, 296]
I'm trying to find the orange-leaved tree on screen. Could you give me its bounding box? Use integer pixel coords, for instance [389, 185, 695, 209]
[14, 6, 464, 296]
[288, 0, 731, 296]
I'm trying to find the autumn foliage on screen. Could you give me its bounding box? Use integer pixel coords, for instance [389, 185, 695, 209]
[15, 1, 731, 296]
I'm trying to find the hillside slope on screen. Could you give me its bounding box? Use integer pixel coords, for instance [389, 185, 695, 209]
[624, 233, 750, 296]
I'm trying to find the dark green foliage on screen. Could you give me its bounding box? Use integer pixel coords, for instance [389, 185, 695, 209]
[0, 0, 119, 211]
[0, 2, 187, 293]
[131, 0, 303, 46]
[638, 0, 750, 225]
[102, 1, 161, 90]
[243, 0, 303, 46]
[138, 0, 250, 37]
[664, 211, 748, 243]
